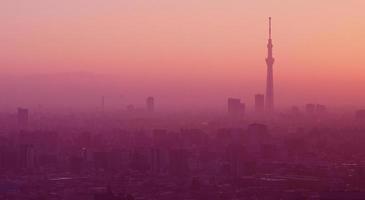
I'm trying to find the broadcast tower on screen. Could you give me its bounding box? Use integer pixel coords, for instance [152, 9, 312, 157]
[265, 17, 275, 111]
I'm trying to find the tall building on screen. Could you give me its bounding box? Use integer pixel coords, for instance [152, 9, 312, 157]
[226, 144, 246, 177]
[101, 96, 105, 112]
[305, 104, 316, 113]
[305, 104, 327, 114]
[169, 148, 189, 176]
[254, 94, 265, 112]
[265, 17, 275, 112]
[356, 110, 365, 120]
[17, 108, 29, 128]
[316, 104, 327, 113]
[146, 96, 154, 112]
[150, 147, 169, 174]
[19, 144, 36, 169]
[227, 98, 245, 116]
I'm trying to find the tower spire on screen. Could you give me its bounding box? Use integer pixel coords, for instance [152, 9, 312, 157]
[269, 17, 272, 39]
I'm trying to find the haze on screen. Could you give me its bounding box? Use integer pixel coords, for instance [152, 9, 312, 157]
[1, 0, 365, 111]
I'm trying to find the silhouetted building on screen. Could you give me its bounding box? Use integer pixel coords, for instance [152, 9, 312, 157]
[181, 129, 205, 146]
[316, 104, 327, 113]
[255, 94, 265, 112]
[69, 156, 83, 173]
[150, 148, 161, 174]
[247, 123, 269, 137]
[265, 17, 275, 112]
[305, 103, 326, 114]
[18, 144, 36, 169]
[246, 123, 270, 157]
[93, 151, 109, 170]
[356, 110, 365, 119]
[169, 149, 189, 176]
[150, 147, 169, 174]
[130, 148, 149, 172]
[226, 144, 246, 177]
[291, 106, 300, 114]
[17, 107, 29, 128]
[101, 96, 105, 113]
[227, 98, 245, 116]
[305, 104, 316, 113]
[146, 96, 154, 112]
[126, 104, 135, 112]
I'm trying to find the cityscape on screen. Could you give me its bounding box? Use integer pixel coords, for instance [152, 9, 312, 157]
[2, 1, 365, 200]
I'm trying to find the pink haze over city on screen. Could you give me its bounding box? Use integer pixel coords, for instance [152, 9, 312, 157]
[1, 0, 365, 111]
[3, 1, 365, 200]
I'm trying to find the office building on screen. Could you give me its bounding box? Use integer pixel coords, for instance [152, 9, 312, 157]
[146, 96, 155, 112]
[227, 98, 245, 116]
[255, 94, 265, 112]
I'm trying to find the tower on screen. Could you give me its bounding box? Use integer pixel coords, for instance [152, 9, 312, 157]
[265, 17, 275, 111]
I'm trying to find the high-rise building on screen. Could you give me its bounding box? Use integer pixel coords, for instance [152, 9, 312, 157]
[126, 104, 135, 112]
[101, 96, 105, 113]
[150, 147, 169, 174]
[356, 110, 365, 120]
[305, 104, 316, 113]
[226, 144, 246, 177]
[316, 104, 327, 113]
[291, 106, 300, 114]
[227, 98, 245, 116]
[247, 123, 269, 136]
[305, 103, 327, 114]
[17, 108, 29, 128]
[254, 94, 265, 112]
[169, 148, 189, 176]
[265, 17, 275, 112]
[19, 144, 36, 169]
[146, 96, 154, 112]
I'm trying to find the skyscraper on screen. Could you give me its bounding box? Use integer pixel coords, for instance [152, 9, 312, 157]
[17, 107, 29, 128]
[265, 17, 275, 112]
[305, 104, 316, 113]
[254, 94, 265, 112]
[146, 96, 155, 112]
[227, 98, 245, 116]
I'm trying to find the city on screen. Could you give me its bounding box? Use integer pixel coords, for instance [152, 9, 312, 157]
[2, 96, 365, 199]
[2, 1, 365, 199]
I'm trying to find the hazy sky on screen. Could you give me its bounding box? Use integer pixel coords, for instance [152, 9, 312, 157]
[1, 0, 365, 111]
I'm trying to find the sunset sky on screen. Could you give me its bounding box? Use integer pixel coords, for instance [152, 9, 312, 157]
[1, 0, 365, 111]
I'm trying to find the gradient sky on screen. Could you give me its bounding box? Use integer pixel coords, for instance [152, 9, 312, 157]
[1, 0, 365, 111]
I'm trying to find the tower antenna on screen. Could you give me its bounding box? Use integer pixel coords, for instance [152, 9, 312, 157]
[269, 17, 272, 39]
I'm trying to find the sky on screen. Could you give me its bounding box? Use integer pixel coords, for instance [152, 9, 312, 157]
[1, 0, 365, 112]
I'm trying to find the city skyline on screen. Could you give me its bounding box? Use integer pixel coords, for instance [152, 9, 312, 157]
[1, 1, 365, 111]
[2, 1, 365, 199]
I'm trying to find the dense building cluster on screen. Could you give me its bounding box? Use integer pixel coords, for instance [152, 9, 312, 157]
[0, 107, 365, 199]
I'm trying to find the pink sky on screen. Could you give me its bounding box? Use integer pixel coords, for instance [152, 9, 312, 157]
[1, 0, 365, 111]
